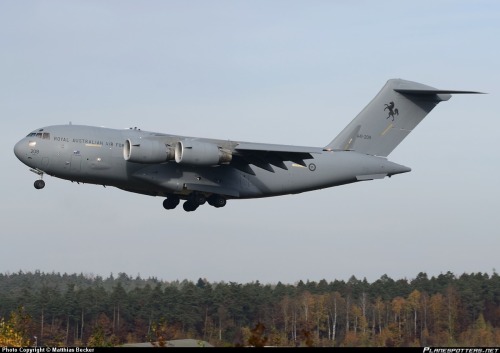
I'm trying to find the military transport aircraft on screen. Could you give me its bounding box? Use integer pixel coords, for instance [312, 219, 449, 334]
[14, 79, 481, 212]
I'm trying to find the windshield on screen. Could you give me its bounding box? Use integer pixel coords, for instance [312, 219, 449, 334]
[26, 132, 50, 139]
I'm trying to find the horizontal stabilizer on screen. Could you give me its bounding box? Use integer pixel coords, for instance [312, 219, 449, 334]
[395, 88, 484, 101]
[395, 89, 484, 95]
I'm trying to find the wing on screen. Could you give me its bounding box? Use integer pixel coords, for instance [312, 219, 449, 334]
[231, 142, 322, 175]
[124, 131, 321, 176]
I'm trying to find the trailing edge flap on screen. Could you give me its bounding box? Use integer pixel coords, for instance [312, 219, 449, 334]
[234, 143, 320, 173]
[184, 183, 240, 197]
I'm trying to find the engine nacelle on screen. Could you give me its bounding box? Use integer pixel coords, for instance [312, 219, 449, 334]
[123, 138, 174, 163]
[174, 140, 232, 166]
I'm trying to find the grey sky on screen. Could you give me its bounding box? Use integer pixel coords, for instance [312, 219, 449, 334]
[1, 1, 498, 284]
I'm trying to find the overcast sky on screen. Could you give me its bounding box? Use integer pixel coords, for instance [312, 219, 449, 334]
[1, 1, 498, 284]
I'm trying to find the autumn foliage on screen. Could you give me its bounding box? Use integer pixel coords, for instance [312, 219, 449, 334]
[0, 271, 499, 347]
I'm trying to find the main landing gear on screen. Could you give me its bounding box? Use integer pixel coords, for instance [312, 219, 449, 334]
[163, 193, 227, 212]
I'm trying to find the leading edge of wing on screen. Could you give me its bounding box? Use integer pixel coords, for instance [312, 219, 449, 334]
[233, 142, 322, 174]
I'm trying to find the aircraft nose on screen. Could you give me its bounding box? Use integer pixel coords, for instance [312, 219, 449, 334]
[14, 139, 25, 161]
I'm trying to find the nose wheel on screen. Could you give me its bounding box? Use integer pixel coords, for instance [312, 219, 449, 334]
[30, 168, 45, 190]
[34, 179, 45, 189]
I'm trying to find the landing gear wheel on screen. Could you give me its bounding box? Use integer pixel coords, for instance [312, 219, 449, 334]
[163, 196, 180, 210]
[208, 195, 226, 208]
[183, 201, 199, 212]
[34, 180, 45, 190]
[190, 193, 206, 205]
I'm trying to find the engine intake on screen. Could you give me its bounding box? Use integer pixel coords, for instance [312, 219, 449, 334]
[123, 139, 174, 163]
[175, 140, 232, 166]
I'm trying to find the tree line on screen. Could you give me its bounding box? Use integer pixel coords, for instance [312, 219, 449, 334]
[0, 271, 499, 346]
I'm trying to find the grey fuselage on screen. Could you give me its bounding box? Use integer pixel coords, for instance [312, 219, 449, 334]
[13, 124, 410, 202]
[16, 79, 474, 211]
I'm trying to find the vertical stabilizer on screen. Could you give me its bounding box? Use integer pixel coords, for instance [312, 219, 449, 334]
[325, 79, 480, 157]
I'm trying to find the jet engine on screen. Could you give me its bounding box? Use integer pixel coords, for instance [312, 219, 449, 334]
[174, 140, 232, 166]
[123, 139, 174, 163]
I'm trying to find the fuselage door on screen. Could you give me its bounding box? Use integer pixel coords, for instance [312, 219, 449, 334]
[71, 150, 82, 172]
[40, 157, 49, 169]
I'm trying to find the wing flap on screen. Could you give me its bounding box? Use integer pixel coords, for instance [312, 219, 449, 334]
[233, 143, 320, 173]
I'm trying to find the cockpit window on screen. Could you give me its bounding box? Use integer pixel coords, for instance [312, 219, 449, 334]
[25, 132, 50, 139]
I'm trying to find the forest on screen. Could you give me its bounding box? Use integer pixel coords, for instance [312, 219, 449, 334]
[0, 270, 499, 347]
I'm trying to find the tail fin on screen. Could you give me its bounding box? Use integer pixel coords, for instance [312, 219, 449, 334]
[325, 79, 481, 157]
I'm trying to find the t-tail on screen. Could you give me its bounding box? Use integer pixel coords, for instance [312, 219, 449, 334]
[325, 79, 482, 157]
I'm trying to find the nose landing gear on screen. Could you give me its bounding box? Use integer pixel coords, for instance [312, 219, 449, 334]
[30, 168, 45, 190]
